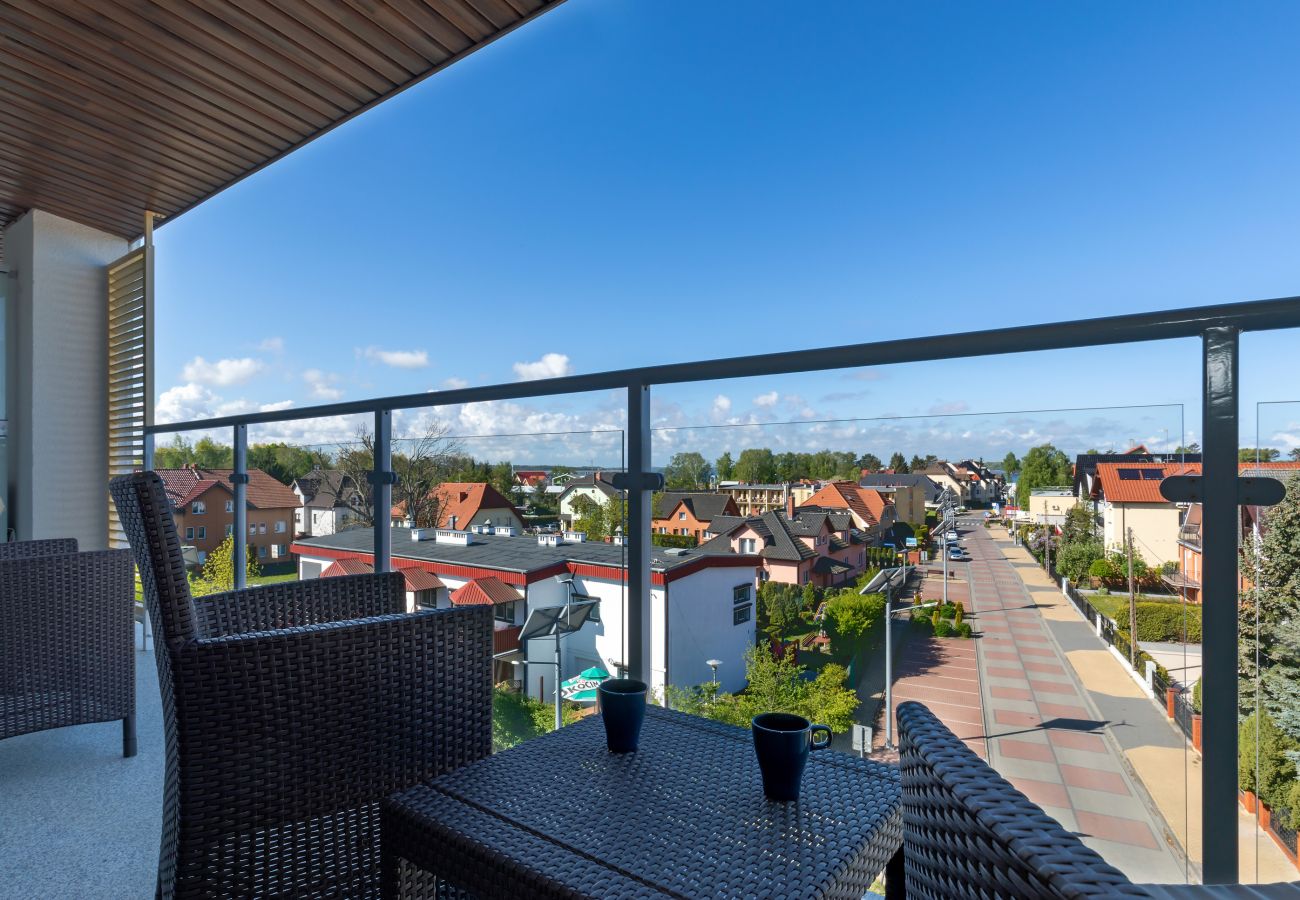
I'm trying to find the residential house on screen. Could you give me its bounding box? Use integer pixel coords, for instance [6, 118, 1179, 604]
[1027, 489, 1078, 527]
[556, 471, 623, 525]
[1089, 461, 1202, 567]
[1073, 449, 1201, 499]
[702, 506, 869, 589]
[918, 465, 970, 507]
[950, 459, 1005, 506]
[798, 481, 897, 544]
[156, 466, 300, 565]
[1171, 461, 1300, 603]
[858, 473, 937, 525]
[651, 492, 740, 543]
[716, 482, 818, 517]
[293, 526, 759, 697]
[391, 482, 523, 532]
[292, 468, 362, 537]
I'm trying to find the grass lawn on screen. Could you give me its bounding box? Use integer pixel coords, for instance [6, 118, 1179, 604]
[136, 571, 298, 603]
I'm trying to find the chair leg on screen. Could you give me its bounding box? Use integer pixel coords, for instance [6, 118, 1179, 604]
[123, 714, 137, 758]
[884, 847, 906, 900]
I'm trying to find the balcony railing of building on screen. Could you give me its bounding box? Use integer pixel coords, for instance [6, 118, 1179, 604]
[146, 294, 1300, 885]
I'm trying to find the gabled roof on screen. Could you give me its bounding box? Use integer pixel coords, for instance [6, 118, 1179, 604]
[155, 467, 299, 510]
[294, 469, 359, 509]
[322, 558, 375, 577]
[860, 473, 942, 502]
[450, 576, 522, 606]
[699, 511, 820, 562]
[800, 482, 891, 528]
[391, 482, 519, 528]
[653, 492, 738, 522]
[556, 471, 622, 503]
[1092, 462, 1201, 504]
[397, 567, 445, 593]
[323, 558, 444, 594]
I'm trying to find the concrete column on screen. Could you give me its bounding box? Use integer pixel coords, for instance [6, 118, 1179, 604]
[4, 209, 128, 549]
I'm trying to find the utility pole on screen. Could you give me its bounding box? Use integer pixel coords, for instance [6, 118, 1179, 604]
[1126, 527, 1137, 668]
[1044, 522, 1052, 575]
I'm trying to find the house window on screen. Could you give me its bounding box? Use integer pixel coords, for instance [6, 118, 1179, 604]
[184, 526, 194, 540]
[278, 544, 289, 557]
[191, 501, 205, 515]
[225, 500, 234, 513]
[257, 545, 268, 558]
[259, 523, 267, 534]
[248, 524, 256, 535]
[739, 538, 756, 554]
[732, 583, 752, 626]
[495, 601, 516, 624]
[225, 524, 233, 537]
[678, 511, 686, 520]
[197, 527, 206, 540]
[274, 521, 286, 534]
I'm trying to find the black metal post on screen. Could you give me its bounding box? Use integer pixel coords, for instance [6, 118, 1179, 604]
[1201, 326, 1239, 884]
[232, 423, 247, 590]
[626, 382, 652, 684]
[374, 409, 392, 573]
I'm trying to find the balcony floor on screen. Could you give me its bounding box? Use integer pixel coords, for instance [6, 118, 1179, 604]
[0, 634, 162, 897]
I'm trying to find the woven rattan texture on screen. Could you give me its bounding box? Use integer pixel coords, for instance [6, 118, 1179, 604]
[110, 472, 494, 899]
[382, 705, 903, 899]
[896, 700, 1151, 899]
[0, 541, 134, 743]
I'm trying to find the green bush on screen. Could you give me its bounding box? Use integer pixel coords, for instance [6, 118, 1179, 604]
[934, 620, 953, 637]
[955, 622, 973, 638]
[1192, 679, 1202, 714]
[1132, 602, 1202, 643]
[651, 533, 695, 549]
[1239, 710, 1298, 811]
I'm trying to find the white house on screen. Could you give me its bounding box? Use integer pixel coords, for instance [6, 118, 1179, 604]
[291, 526, 759, 701]
[291, 468, 362, 537]
[556, 471, 623, 525]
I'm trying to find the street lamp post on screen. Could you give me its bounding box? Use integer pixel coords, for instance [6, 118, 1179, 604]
[706, 658, 722, 686]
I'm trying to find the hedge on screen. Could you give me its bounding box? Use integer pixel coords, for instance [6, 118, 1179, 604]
[1132, 602, 1202, 643]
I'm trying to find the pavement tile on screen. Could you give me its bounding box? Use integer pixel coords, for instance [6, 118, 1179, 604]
[993, 708, 1040, 727]
[1028, 679, 1078, 695]
[987, 666, 1027, 680]
[1009, 777, 1070, 809]
[1074, 810, 1159, 850]
[1048, 730, 1108, 754]
[989, 685, 1033, 701]
[999, 739, 1055, 762]
[1023, 661, 1066, 675]
[985, 651, 1021, 662]
[1039, 702, 1090, 720]
[1061, 764, 1131, 796]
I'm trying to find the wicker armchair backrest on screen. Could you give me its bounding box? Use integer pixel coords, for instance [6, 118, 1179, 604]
[896, 700, 1147, 899]
[0, 538, 78, 559]
[109, 472, 198, 647]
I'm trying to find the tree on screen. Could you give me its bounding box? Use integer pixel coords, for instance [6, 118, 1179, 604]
[733, 448, 778, 484]
[664, 452, 713, 490]
[1290, 448, 1300, 462]
[1238, 710, 1298, 811]
[909, 455, 926, 473]
[1240, 448, 1281, 462]
[1173, 443, 1201, 454]
[192, 533, 260, 595]
[336, 420, 462, 528]
[715, 451, 735, 482]
[822, 591, 885, 645]
[488, 461, 515, 502]
[758, 582, 802, 636]
[247, 442, 329, 486]
[154, 435, 234, 469]
[889, 452, 909, 474]
[1240, 472, 1300, 735]
[1001, 452, 1020, 476]
[1014, 444, 1072, 508]
[857, 453, 882, 473]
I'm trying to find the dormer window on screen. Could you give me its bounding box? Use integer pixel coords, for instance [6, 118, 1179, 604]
[191, 501, 205, 515]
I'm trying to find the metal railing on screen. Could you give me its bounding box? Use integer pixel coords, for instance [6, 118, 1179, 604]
[144, 295, 1300, 884]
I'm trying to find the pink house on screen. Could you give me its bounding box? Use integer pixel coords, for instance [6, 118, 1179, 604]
[700, 507, 869, 588]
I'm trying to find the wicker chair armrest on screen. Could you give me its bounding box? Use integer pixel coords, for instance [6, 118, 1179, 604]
[0, 537, 79, 561]
[0, 548, 133, 625]
[172, 604, 493, 828]
[193, 571, 406, 637]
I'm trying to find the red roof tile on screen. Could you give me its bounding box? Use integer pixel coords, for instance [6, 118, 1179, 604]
[398, 567, 444, 592]
[155, 466, 299, 510]
[450, 576, 521, 606]
[390, 481, 519, 528]
[1093, 462, 1201, 504]
[799, 482, 891, 528]
[322, 558, 375, 577]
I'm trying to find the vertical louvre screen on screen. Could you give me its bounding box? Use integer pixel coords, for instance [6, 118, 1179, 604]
[107, 245, 152, 549]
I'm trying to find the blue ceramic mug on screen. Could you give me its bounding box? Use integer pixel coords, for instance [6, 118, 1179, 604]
[752, 712, 832, 801]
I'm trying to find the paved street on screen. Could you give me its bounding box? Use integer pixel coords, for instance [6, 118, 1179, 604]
[957, 521, 1188, 882]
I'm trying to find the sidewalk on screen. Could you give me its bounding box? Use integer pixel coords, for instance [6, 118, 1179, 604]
[992, 525, 1298, 884]
[967, 525, 1186, 882]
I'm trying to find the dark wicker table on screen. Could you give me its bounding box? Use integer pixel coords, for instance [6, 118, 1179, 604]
[381, 706, 903, 899]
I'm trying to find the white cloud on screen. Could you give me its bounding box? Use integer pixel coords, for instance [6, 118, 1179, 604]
[928, 401, 970, 416]
[181, 355, 265, 387]
[259, 400, 295, 412]
[753, 391, 779, 408]
[258, 337, 284, 352]
[713, 395, 732, 416]
[441, 377, 469, 390]
[156, 382, 220, 424]
[513, 353, 573, 381]
[303, 369, 343, 401]
[361, 346, 429, 369]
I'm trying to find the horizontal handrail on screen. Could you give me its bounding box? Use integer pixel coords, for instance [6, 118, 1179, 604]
[146, 294, 1300, 435]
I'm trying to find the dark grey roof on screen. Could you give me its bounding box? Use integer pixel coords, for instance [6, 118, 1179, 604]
[295, 527, 721, 575]
[294, 469, 360, 509]
[700, 511, 819, 562]
[859, 473, 941, 502]
[557, 471, 621, 502]
[653, 492, 736, 522]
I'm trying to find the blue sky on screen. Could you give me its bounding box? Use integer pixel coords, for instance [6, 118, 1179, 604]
[153, 2, 1300, 464]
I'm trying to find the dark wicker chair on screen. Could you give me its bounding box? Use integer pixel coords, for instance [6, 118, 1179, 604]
[896, 699, 1148, 898]
[0, 538, 135, 755]
[109, 472, 493, 900]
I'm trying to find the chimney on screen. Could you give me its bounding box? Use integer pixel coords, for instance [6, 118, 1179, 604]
[785, 485, 795, 519]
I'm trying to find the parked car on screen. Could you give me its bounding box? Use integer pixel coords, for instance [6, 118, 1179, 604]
[948, 547, 963, 561]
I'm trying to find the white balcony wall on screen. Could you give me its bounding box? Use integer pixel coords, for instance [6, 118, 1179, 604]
[4, 210, 127, 548]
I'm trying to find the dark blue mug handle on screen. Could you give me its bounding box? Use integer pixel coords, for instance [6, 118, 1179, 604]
[809, 724, 832, 751]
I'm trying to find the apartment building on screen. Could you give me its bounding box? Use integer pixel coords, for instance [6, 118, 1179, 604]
[858, 473, 936, 525]
[716, 482, 818, 517]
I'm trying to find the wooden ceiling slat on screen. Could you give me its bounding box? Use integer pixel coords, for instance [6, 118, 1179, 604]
[0, 78, 236, 196]
[53, 1, 319, 142]
[0, 16, 275, 165]
[78, 1, 347, 125]
[0, 111, 200, 212]
[215, 0, 389, 101]
[0, 0, 568, 244]
[2, 5, 291, 155]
